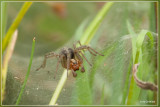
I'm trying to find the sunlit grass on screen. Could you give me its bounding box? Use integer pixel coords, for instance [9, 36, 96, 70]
[2, 2, 157, 105]
[2, 2, 33, 104]
[126, 21, 155, 105]
[2, 2, 32, 54]
[2, 30, 18, 101]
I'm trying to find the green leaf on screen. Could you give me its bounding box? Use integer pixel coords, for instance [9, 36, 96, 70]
[2, 30, 18, 101]
[2, 2, 32, 54]
[136, 30, 154, 51]
[126, 21, 154, 105]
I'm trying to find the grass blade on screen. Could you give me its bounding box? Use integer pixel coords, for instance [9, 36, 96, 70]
[2, 2, 32, 54]
[16, 37, 36, 105]
[2, 30, 18, 101]
[49, 70, 71, 105]
[126, 21, 154, 105]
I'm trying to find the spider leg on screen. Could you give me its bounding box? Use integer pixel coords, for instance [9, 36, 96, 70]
[87, 49, 97, 56]
[80, 65, 85, 73]
[74, 51, 85, 72]
[75, 52, 83, 63]
[36, 52, 59, 71]
[88, 46, 104, 56]
[71, 69, 77, 77]
[54, 58, 60, 79]
[66, 50, 71, 77]
[79, 51, 92, 66]
[76, 45, 104, 56]
[73, 40, 82, 49]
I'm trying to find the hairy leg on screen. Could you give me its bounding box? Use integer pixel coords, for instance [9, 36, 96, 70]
[54, 58, 60, 79]
[76, 45, 104, 56]
[71, 69, 77, 77]
[73, 40, 82, 49]
[36, 52, 59, 71]
[87, 49, 97, 56]
[74, 41, 93, 66]
[80, 65, 85, 73]
[66, 50, 71, 77]
[75, 52, 85, 72]
[75, 52, 83, 63]
[79, 51, 92, 66]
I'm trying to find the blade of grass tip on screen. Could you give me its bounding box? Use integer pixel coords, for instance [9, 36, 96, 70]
[2, 2, 32, 54]
[49, 2, 114, 105]
[2, 30, 18, 101]
[16, 37, 35, 105]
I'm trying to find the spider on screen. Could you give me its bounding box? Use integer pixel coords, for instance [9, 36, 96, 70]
[36, 41, 104, 78]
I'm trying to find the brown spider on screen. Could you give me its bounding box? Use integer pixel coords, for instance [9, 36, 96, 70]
[36, 41, 104, 78]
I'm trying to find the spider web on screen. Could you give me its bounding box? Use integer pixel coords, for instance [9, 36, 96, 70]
[2, 2, 158, 105]
[3, 33, 157, 105]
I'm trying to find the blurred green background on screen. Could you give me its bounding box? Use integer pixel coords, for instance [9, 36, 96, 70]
[2, 2, 157, 105]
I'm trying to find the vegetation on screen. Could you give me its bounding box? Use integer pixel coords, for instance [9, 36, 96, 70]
[2, 2, 158, 105]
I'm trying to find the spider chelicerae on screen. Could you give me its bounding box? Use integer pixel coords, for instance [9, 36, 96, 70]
[36, 41, 104, 78]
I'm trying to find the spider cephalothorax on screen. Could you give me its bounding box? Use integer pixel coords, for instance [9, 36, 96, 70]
[36, 41, 104, 78]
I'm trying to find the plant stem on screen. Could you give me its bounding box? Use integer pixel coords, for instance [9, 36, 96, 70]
[2, 2, 32, 54]
[16, 37, 36, 105]
[49, 70, 71, 105]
